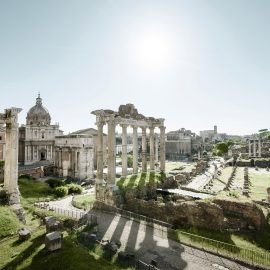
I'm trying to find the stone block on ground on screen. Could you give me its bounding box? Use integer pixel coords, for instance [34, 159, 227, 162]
[44, 231, 62, 251]
[44, 216, 62, 232]
[18, 228, 31, 241]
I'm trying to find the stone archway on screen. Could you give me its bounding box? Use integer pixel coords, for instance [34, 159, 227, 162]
[0, 107, 22, 204]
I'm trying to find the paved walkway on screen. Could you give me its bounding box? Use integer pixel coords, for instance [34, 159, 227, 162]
[92, 211, 253, 270]
[186, 159, 223, 190]
[47, 187, 95, 211]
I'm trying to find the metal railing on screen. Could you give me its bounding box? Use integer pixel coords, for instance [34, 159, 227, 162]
[103, 207, 270, 268]
[35, 202, 85, 220]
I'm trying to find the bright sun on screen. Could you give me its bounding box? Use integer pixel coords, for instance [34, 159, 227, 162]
[133, 32, 172, 70]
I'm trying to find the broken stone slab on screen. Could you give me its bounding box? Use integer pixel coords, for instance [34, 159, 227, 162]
[44, 231, 62, 251]
[18, 228, 31, 241]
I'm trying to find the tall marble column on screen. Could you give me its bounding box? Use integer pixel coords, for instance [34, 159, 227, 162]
[155, 133, 159, 163]
[141, 127, 147, 173]
[96, 122, 104, 184]
[160, 126, 166, 172]
[132, 126, 138, 174]
[248, 140, 251, 157]
[3, 108, 22, 204]
[258, 140, 262, 157]
[253, 140, 256, 157]
[121, 124, 128, 176]
[149, 127, 155, 171]
[107, 117, 116, 184]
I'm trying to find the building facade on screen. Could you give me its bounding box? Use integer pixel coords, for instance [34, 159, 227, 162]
[54, 134, 94, 180]
[19, 94, 63, 165]
[166, 128, 203, 160]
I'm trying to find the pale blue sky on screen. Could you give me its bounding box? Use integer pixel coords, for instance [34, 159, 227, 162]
[1, 0, 269, 135]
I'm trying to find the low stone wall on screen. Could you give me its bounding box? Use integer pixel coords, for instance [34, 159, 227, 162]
[236, 159, 270, 168]
[18, 167, 44, 179]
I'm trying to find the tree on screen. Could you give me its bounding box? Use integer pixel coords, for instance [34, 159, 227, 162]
[215, 142, 229, 156]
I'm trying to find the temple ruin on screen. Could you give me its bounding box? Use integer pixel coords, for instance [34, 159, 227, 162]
[91, 104, 165, 205]
[0, 107, 22, 204]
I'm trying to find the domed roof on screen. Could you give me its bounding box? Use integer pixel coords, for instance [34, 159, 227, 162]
[26, 94, 51, 126]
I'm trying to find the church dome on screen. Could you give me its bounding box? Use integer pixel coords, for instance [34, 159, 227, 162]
[26, 94, 51, 126]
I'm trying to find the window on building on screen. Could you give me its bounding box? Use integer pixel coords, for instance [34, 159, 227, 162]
[0, 136, 2, 141]
[42, 132, 45, 139]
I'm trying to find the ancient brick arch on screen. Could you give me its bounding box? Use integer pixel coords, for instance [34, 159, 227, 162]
[0, 108, 22, 204]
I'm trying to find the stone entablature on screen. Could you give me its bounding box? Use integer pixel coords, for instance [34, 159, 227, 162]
[92, 104, 166, 205]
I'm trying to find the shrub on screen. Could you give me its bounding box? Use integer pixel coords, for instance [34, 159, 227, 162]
[54, 186, 68, 197]
[18, 174, 31, 180]
[46, 178, 64, 189]
[67, 183, 83, 194]
[0, 160, 4, 167]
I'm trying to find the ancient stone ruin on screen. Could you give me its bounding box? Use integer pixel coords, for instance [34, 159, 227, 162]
[0, 107, 22, 205]
[91, 104, 165, 205]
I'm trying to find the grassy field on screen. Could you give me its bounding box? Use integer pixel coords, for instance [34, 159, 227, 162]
[249, 170, 270, 200]
[0, 228, 133, 270]
[72, 193, 96, 210]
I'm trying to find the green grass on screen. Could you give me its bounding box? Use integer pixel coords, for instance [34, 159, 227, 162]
[174, 226, 270, 253]
[72, 194, 96, 210]
[0, 206, 22, 238]
[18, 178, 55, 210]
[170, 228, 270, 266]
[0, 228, 133, 270]
[117, 172, 162, 190]
[249, 171, 270, 200]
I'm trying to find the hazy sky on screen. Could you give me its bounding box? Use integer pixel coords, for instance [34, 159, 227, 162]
[1, 0, 269, 135]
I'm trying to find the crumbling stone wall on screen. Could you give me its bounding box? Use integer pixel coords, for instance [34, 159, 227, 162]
[122, 192, 266, 231]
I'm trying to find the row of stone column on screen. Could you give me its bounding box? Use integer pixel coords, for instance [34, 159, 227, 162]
[248, 140, 262, 157]
[96, 121, 165, 186]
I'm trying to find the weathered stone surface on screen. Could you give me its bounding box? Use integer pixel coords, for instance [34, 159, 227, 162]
[123, 195, 267, 231]
[162, 175, 178, 189]
[45, 231, 62, 251]
[213, 199, 266, 231]
[44, 216, 62, 232]
[18, 228, 31, 241]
